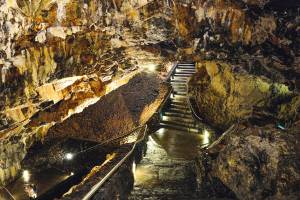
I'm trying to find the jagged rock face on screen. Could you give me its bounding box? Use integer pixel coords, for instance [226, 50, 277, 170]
[0, 0, 299, 196]
[0, 71, 168, 186]
[188, 61, 300, 130]
[1, 0, 299, 116]
[44, 72, 168, 142]
[210, 122, 300, 199]
[0, 0, 172, 113]
[241, 0, 270, 8]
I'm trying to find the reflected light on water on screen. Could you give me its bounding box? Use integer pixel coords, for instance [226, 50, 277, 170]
[22, 170, 30, 183]
[202, 129, 210, 145]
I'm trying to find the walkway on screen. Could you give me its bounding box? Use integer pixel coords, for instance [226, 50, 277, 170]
[129, 63, 215, 200]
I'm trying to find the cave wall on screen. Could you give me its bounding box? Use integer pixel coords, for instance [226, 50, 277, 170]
[0, 0, 299, 197]
[1, 0, 299, 119]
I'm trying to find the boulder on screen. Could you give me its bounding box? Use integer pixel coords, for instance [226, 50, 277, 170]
[188, 61, 300, 130]
[208, 122, 300, 199]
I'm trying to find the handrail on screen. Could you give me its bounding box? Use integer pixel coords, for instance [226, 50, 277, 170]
[82, 125, 148, 200]
[165, 62, 178, 82]
[157, 85, 173, 115]
[1, 187, 15, 200]
[187, 93, 203, 122]
[185, 67, 204, 123]
[82, 61, 178, 199]
[185, 73, 239, 147]
[187, 94, 203, 122]
[156, 62, 177, 114]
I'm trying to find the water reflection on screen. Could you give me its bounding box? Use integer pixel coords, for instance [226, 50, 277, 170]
[6, 168, 69, 200]
[151, 128, 214, 160]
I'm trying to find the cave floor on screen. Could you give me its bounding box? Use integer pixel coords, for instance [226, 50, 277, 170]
[129, 134, 199, 200]
[129, 63, 216, 199]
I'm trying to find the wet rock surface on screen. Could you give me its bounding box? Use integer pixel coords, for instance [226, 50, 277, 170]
[0, 0, 299, 199]
[196, 122, 300, 200]
[188, 61, 300, 130]
[129, 136, 199, 200]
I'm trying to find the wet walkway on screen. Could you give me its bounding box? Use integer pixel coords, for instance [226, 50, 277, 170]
[129, 63, 215, 199]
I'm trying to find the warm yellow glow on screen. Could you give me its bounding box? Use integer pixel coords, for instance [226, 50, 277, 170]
[23, 170, 30, 182]
[142, 63, 157, 72]
[202, 129, 210, 145]
[149, 135, 159, 146]
[156, 128, 165, 138]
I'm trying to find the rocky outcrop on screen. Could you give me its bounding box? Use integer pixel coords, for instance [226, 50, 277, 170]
[0, 71, 169, 186]
[44, 72, 168, 142]
[200, 122, 300, 200]
[188, 61, 300, 130]
[1, 0, 299, 115]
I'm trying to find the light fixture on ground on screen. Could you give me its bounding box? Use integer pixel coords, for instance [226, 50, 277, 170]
[22, 170, 30, 182]
[144, 63, 157, 72]
[132, 160, 136, 179]
[65, 153, 74, 160]
[202, 129, 210, 145]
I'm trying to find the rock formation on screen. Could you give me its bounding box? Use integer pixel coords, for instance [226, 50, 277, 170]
[196, 121, 300, 200]
[0, 71, 168, 186]
[188, 61, 300, 130]
[0, 0, 299, 199]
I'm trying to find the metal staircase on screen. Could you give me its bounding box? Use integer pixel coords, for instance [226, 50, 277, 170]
[160, 63, 199, 134]
[128, 63, 204, 200]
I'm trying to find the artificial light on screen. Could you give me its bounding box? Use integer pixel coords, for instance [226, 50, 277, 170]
[65, 153, 74, 160]
[23, 170, 30, 182]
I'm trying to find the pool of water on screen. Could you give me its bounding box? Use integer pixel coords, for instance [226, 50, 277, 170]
[6, 168, 70, 200]
[4, 138, 116, 200]
[151, 127, 215, 160]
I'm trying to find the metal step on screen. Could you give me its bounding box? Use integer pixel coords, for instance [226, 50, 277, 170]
[177, 63, 195, 66]
[172, 84, 187, 88]
[170, 96, 187, 102]
[170, 100, 187, 106]
[169, 103, 188, 110]
[171, 77, 189, 81]
[176, 69, 195, 73]
[172, 93, 187, 98]
[174, 91, 187, 96]
[167, 107, 191, 115]
[160, 120, 196, 129]
[161, 115, 194, 123]
[177, 65, 195, 69]
[163, 112, 193, 119]
[174, 73, 194, 76]
[173, 89, 186, 94]
[172, 85, 187, 89]
[166, 106, 191, 114]
[159, 122, 198, 133]
[171, 80, 187, 83]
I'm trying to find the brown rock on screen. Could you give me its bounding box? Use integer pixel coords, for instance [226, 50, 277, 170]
[210, 122, 300, 199]
[45, 72, 169, 142]
[188, 61, 300, 130]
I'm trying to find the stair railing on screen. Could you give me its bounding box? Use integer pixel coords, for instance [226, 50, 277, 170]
[82, 125, 148, 200]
